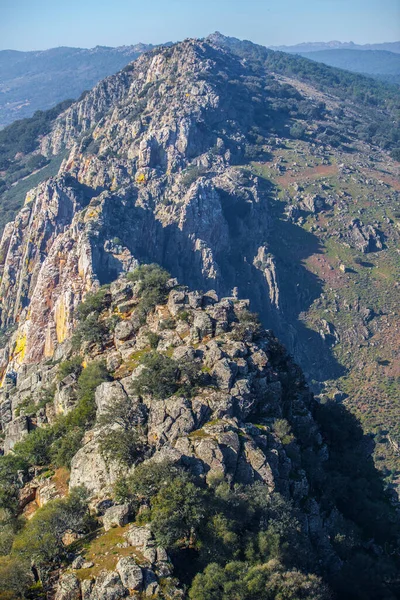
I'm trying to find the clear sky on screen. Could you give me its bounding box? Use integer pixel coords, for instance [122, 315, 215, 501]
[1, 0, 399, 51]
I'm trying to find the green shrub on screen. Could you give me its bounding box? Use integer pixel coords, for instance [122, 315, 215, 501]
[231, 309, 261, 341]
[13, 427, 55, 467]
[181, 165, 208, 187]
[0, 555, 33, 599]
[76, 286, 111, 321]
[127, 263, 170, 317]
[97, 397, 145, 466]
[57, 356, 83, 381]
[12, 487, 91, 567]
[132, 352, 178, 399]
[0, 455, 28, 514]
[147, 331, 160, 349]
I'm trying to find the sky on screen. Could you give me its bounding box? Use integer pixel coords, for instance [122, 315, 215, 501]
[1, 0, 399, 51]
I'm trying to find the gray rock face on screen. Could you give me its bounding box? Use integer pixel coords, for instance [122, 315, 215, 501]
[124, 524, 153, 549]
[114, 320, 134, 342]
[95, 381, 128, 416]
[348, 219, 383, 253]
[54, 574, 81, 600]
[69, 434, 122, 496]
[103, 504, 130, 531]
[87, 571, 127, 600]
[116, 556, 143, 590]
[3, 415, 29, 452]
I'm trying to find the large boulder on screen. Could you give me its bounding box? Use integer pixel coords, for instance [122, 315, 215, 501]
[116, 556, 143, 591]
[54, 574, 81, 600]
[103, 504, 130, 531]
[95, 381, 128, 415]
[69, 435, 121, 496]
[87, 571, 127, 600]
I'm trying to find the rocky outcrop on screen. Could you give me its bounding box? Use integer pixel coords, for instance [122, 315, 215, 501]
[347, 218, 384, 253]
[0, 37, 337, 386]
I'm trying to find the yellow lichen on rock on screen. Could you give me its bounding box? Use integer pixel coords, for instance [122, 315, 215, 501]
[13, 333, 27, 363]
[136, 172, 146, 184]
[55, 296, 68, 344]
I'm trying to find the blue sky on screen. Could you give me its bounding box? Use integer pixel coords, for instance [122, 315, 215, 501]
[1, 0, 399, 51]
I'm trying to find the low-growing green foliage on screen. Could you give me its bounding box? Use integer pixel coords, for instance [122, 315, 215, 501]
[76, 286, 111, 321]
[127, 264, 170, 317]
[57, 356, 83, 381]
[132, 351, 201, 399]
[12, 487, 91, 567]
[97, 397, 146, 466]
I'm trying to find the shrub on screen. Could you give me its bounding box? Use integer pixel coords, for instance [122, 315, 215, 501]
[12, 487, 91, 567]
[150, 474, 207, 549]
[231, 309, 261, 341]
[132, 352, 179, 399]
[13, 427, 55, 467]
[0, 556, 33, 599]
[181, 165, 208, 187]
[147, 331, 160, 349]
[76, 286, 111, 321]
[127, 263, 170, 317]
[0, 455, 28, 514]
[57, 356, 83, 381]
[72, 313, 109, 347]
[97, 397, 146, 466]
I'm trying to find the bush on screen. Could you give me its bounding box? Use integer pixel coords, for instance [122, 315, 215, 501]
[76, 286, 111, 321]
[231, 309, 261, 341]
[0, 556, 33, 599]
[12, 487, 91, 567]
[132, 352, 179, 399]
[0, 455, 28, 514]
[181, 165, 208, 187]
[72, 313, 109, 347]
[147, 331, 160, 349]
[127, 264, 170, 317]
[13, 427, 55, 467]
[98, 397, 145, 466]
[57, 356, 83, 381]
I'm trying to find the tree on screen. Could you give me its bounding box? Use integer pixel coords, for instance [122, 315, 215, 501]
[98, 397, 146, 466]
[132, 352, 179, 399]
[127, 263, 170, 316]
[150, 474, 207, 549]
[12, 487, 90, 567]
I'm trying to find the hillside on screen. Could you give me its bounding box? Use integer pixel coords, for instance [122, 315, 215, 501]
[297, 49, 400, 84]
[0, 44, 157, 128]
[0, 35, 399, 599]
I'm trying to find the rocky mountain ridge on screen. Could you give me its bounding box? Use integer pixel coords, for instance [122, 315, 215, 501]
[1, 35, 400, 483]
[0, 267, 398, 599]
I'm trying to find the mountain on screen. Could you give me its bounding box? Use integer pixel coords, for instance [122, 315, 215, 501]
[0, 35, 399, 599]
[270, 41, 400, 54]
[293, 50, 400, 85]
[0, 44, 158, 128]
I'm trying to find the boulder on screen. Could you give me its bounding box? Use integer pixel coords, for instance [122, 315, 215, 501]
[54, 574, 81, 600]
[167, 290, 187, 316]
[103, 504, 130, 531]
[212, 358, 237, 391]
[114, 320, 134, 342]
[124, 524, 152, 548]
[116, 556, 143, 590]
[192, 311, 213, 340]
[95, 381, 128, 415]
[88, 571, 127, 600]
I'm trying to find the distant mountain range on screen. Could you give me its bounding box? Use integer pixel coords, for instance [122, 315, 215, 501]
[270, 40, 400, 53]
[0, 44, 157, 127]
[268, 41, 400, 85]
[296, 49, 400, 84]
